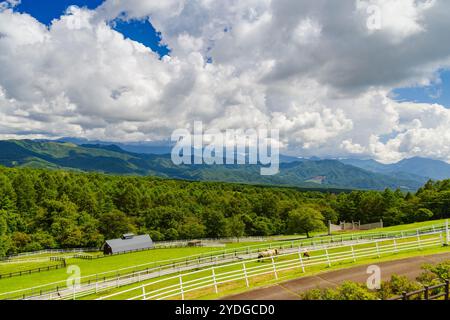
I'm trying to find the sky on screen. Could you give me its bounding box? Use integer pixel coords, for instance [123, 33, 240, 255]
[1, 0, 450, 163]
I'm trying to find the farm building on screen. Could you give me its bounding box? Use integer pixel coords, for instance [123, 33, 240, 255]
[103, 233, 154, 255]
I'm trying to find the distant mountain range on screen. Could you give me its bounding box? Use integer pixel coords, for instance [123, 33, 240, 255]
[340, 157, 450, 181]
[1, 139, 449, 191]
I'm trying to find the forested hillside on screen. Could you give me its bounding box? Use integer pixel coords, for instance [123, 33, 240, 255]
[0, 166, 449, 256]
[0, 140, 425, 190]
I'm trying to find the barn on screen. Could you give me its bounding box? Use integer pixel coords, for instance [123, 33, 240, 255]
[103, 233, 154, 255]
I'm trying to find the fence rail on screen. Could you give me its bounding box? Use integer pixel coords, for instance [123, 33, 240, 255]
[1, 248, 99, 261]
[389, 280, 450, 300]
[95, 232, 446, 301]
[0, 262, 66, 280]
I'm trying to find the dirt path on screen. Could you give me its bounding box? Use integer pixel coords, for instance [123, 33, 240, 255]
[223, 251, 450, 300]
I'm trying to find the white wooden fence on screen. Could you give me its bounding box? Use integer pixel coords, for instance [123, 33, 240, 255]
[96, 231, 445, 301]
[1, 222, 448, 300]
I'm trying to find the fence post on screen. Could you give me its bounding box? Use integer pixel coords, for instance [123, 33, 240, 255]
[95, 281, 98, 294]
[445, 220, 449, 246]
[402, 291, 408, 301]
[298, 247, 305, 272]
[375, 241, 380, 258]
[142, 286, 146, 300]
[179, 275, 185, 300]
[271, 257, 278, 280]
[212, 268, 218, 293]
[445, 280, 449, 300]
[242, 263, 250, 288]
[393, 238, 398, 253]
[417, 234, 422, 250]
[424, 286, 429, 300]
[351, 245, 356, 262]
[325, 249, 331, 267]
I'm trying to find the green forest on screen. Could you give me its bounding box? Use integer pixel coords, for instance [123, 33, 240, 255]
[0, 166, 449, 256]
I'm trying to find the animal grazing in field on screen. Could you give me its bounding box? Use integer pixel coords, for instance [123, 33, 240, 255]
[257, 249, 279, 262]
[303, 249, 310, 258]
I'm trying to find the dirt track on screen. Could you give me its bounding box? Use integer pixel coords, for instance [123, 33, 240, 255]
[223, 252, 450, 300]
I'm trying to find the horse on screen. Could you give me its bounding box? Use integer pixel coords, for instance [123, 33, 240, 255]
[303, 249, 311, 258]
[257, 249, 279, 262]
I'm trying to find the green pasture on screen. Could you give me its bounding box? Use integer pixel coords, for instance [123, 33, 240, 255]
[0, 218, 447, 299]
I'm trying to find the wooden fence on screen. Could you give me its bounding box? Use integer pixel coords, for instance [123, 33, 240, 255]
[0, 262, 66, 279]
[389, 280, 449, 300]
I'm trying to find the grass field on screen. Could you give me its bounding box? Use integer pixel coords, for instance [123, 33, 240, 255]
[331, 219, 448, 235]
[0, 218, 448, 299]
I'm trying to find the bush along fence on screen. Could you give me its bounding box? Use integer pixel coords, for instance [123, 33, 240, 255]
[389, 280, 450, 300]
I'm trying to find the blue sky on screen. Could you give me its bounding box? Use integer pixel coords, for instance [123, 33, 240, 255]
[392, 70, 450, 108]
[13, 0, 170, 57]
[15, 0, 104, 24]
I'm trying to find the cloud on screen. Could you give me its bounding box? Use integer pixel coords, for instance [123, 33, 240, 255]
[0, 0, 20, 11]
[1, 1, 450, 163]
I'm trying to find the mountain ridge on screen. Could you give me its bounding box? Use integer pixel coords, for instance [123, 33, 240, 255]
[0, 139, 436, 191]
[340, 157, 450, 181]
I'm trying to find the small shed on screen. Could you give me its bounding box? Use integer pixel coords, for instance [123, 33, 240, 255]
[103, 234, 154, 255]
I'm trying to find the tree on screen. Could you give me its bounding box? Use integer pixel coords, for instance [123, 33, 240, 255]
[203, 210, 227, 238]
[178, 216, 206, 239]
[320, 207, 339, 224]
[11, 232, 32, 251]
[252, 217, 275, 236]
[412, 208, 434, 222]
[226, 215, 245, 240]
[99, 209, 134, 239]
[0, 173, 16, 210]
[0, 235, 12, 257]
[12, 172, 36, 215]
[287, 207, 325, 238]
[0, 210, 7, 236]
